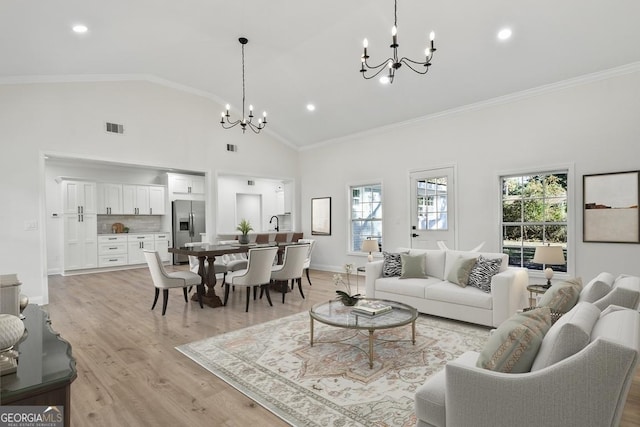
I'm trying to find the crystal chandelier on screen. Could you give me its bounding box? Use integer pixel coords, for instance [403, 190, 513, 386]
[360, 0, 437, 84]
[220, 37, 267, 134]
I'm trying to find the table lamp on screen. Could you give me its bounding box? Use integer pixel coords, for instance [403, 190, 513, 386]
[532, 244, 566, 287]
[361, 239, 379, 262]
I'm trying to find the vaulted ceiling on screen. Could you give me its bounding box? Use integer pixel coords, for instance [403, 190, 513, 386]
[2, 0, 640, 148]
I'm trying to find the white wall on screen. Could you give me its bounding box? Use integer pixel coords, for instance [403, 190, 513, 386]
[217, 175, 291, 233]
[0, 81, 299, 303]
[299, 69, 640, 281]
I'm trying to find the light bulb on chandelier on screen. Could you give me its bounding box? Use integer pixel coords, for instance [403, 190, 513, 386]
[360, 0, 437, 84]
[220, 37, 268, 134]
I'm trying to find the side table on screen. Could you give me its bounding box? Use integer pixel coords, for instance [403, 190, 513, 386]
[1, 305, 77, 426]
[356, 266, 366, 295]
[527, 284, 550, 307]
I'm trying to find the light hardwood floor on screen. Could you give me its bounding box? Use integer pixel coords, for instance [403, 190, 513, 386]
[45, 266, 640, 426]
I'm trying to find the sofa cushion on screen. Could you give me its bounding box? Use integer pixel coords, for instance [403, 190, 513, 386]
[400, 253, 428, 279]
[375, 276, 439, 298]
[426, 281, 493, 309]
[538, 277, 583, 313]
[578, 273, 613, 304]
[476, 307, 552, 373]
[414, 351, 479, 427]
[591, 307, 640, 350]
[446, 256, 478, 287]
[467, 255, 502, 293]
[382, 251, 407, 277]
[400, 248, 446, 280]
[530, 302, 601, 371]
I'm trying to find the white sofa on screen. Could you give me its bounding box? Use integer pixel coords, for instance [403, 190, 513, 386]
[365, 248, 529, 327]
[415, 303, 640, 427]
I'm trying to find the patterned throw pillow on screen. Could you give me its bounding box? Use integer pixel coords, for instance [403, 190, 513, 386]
[468, 255, 502, 293]
[382, 251, 405, 277]
[476, 307, 552, 373]
[538, 277, 583, 313]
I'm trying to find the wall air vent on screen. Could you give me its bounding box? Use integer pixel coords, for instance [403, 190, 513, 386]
[226, 144, 238, 152]
[105, 122, 124, 134]
[247, 180, 255, 186]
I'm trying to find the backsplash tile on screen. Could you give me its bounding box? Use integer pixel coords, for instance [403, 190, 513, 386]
[98, 215, 164, 234]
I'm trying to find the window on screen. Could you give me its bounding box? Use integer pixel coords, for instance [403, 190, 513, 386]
[416, 177, 448, 230]
[350, 183, 382, 252]
[501, 171, 568, 273]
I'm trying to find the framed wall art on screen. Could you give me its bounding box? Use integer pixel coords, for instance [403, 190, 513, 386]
[311, 197, 331, 235]
[583, 171, 640, 243]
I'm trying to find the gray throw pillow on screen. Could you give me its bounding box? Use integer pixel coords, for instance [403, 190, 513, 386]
[468, 255, 502, 293]
[538, 277, 583, 313]
[400, 253, 427, 279]
[446, 256, 477, 287]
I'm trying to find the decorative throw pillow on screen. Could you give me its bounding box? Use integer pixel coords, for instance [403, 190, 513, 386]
[467, 255, 502, 293]
[400, 253, 427, 279]
[382, 251, 406, 277]
[538, 277, 583, 313]
[446, 256, 477, 287]
[476, 307, 552, 373]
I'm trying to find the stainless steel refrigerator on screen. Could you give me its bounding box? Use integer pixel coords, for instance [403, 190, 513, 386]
[172, 200, 206, 264]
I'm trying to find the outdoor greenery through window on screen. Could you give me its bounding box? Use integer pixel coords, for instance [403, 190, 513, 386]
[501, 172, 568, 272]
[350, 184, 382, 252]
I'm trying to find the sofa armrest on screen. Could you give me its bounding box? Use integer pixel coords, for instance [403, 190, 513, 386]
[489, 267, 529, 326]
[445, 338, 638, 427]
[594, 286, 640, 311]
[365, 260, 384, 298]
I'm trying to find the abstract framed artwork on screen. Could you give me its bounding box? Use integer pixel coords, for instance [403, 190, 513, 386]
[311, 197, 331, 235]
[583, 171, 640, 243]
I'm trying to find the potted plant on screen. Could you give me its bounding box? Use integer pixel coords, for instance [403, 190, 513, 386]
[333, 264, 361, 306]
[236, 219, 253, 244]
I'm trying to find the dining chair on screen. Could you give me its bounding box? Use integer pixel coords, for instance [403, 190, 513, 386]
[297, 238, 316, 286]
[291, 232, 303, 242]
[255, 234, 270, 244]
[143, 250, 203, 315]
[275, 233, 288, 243]
[269, 244, 308, 303]
[223, 246, 278, 312]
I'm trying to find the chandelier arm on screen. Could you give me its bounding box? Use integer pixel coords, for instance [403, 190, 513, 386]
[400, 56, 434, 66]
[362, 65, 393, 80]
[221, 120, 241, 130]
[399, 58, 432, 75]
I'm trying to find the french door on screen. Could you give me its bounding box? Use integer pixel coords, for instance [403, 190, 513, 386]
[410, 167, 456, 249]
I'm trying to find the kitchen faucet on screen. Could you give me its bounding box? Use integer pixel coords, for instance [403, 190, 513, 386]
[269, 215, 279, 232]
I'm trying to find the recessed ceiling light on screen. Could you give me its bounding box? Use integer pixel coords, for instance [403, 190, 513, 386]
[497, 28, 512, 41]
[72, 24, 88, 34]
[306, 104, 316, 111]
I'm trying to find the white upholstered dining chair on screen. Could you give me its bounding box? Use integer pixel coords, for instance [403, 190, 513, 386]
[144, 250, 202, 315]
[270, 244, 308, 303]
[297, 238, 316, 286]
[223, 246, 278, 312]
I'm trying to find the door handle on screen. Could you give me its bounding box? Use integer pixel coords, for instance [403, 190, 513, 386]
[412, 233, 419, 237]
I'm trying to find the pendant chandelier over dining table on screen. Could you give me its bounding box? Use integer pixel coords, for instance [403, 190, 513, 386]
[360, 0, 437, 84]
[220, 37, 267, 134]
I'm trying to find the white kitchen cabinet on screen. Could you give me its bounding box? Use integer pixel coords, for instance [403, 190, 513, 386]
[97, 183, 123, 215]
[62, 180, 96, 214]
[123, 185, 150, 215]
[127, 234, 154, 264]
[63, 212, 98, 271]
[154, 233, 171, 262]
[98, 235, 127, 267]
[148, 186, 166, 215]
[168, 173, 205, 200]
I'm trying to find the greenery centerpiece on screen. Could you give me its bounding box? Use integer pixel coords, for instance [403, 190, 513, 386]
[236, 219, 253, 244]
[334, 263, 361, 306]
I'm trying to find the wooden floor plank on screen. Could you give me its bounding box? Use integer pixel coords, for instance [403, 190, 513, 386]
[44, 266, 640, 426]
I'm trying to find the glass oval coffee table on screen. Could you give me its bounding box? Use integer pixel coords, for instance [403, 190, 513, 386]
[309, 298, 418, 368]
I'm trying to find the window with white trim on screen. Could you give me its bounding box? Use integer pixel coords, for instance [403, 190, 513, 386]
[350, 183, 382, 252]
[501, 171, 568, 273]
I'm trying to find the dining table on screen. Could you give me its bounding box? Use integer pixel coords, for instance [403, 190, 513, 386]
[168, 241, 305, 308]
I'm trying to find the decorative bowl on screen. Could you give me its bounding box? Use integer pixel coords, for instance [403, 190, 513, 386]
[0, 314, 25, 351]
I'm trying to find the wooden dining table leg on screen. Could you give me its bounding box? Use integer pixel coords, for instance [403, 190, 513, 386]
[204, 255, 223, 308]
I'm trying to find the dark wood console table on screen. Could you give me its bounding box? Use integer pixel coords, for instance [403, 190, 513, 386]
[1, 304, 77, 426]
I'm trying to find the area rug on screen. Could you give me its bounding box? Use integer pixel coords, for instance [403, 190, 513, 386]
[176, 311, 490, 427]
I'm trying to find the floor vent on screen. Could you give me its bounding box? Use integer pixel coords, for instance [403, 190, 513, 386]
[247, 180, 255, 186]
[106, 122, 124, 134]
[226, 144, 238, 152]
